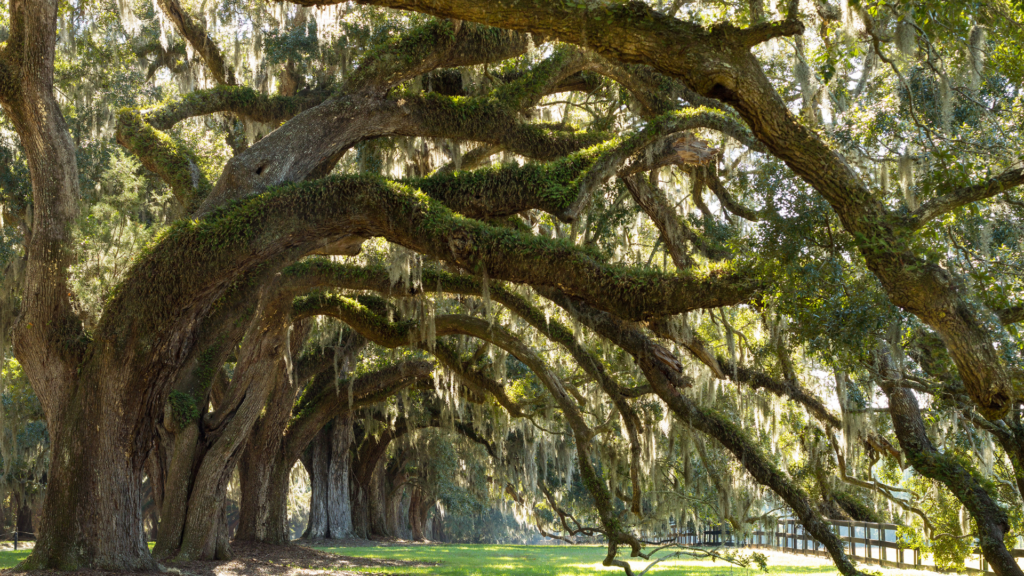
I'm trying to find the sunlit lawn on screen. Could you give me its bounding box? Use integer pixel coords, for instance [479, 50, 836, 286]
[0, 549, 30, 569]
[316, 544, 843, 576]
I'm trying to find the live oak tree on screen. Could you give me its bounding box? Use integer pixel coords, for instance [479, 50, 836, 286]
[0, 0, 1022, 574]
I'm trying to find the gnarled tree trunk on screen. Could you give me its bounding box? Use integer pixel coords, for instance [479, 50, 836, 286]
[303, 416, 354, 539]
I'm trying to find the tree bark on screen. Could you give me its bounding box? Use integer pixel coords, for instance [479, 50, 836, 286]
[0, 1, 156, 569]
[172, 294, 300, 560]
[305, 416, 355, 539]
[302, 430, 331, 539]
[327, 416, 354, 538]
[368, 459, 389, 537]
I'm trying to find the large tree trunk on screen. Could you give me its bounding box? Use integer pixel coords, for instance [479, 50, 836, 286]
[351, 482, 370, 539]
[25, 392, 155, 570]
[303, 416, 354, 539]
[0, 0, 154, 570]
[327, 417, 354, 538]
[408, 490, 425, 541]
[152, 422, 202, 559]
[368, 459, 389, 537]
[302, 436, 330, 539]
[236, 451, 292, 545]
[164, 300, 299, 561]
[384, 465, 409, 539]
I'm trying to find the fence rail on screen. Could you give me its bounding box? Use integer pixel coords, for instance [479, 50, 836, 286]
[663, 519, 1024, 575]
[745, 518, 1020, 576]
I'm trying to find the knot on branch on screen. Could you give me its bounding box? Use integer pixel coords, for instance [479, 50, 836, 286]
[671, 133, 721, 165]
[446, 230, 476, 265]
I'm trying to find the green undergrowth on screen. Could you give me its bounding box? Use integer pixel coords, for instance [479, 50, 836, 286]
[315, 544, 838, 576]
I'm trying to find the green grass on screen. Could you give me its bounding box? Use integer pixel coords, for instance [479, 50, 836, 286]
[316, 544, 842, 576]
[0, 549, 31, 569]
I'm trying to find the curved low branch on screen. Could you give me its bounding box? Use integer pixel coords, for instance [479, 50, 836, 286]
[543, 291, 865, 576]
[705, 168, 774, 222]
[116, 109, 212, 211]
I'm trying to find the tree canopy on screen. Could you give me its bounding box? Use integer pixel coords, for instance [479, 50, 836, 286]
[0, 0, 1023, 574]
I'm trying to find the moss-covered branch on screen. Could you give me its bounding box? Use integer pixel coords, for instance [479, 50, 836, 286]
[347, 174, 759, 319]
[156, 0, 234, 85]
[115, 108, 211, 211]
[395, 93, 611, 163]
[144, 85, 329, 131]
[403, 107, 753, 226]
[343, 20, 532, 94]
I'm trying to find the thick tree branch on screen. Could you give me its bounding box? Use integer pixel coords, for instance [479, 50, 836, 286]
[144, 85, 329, 131]
[563, 107, 759, 222]
[875, 349, 1023, 576]
[343, 20, 531, 95]
[623, 174, 730, 267]
[908, 167, 1024, 230]
[2, 0, 85, 424]
[334, 0, 1019, 423]
[116, 109, 212, 211]
[195, 44, 597, 214]
[705, 168, 774, 222]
